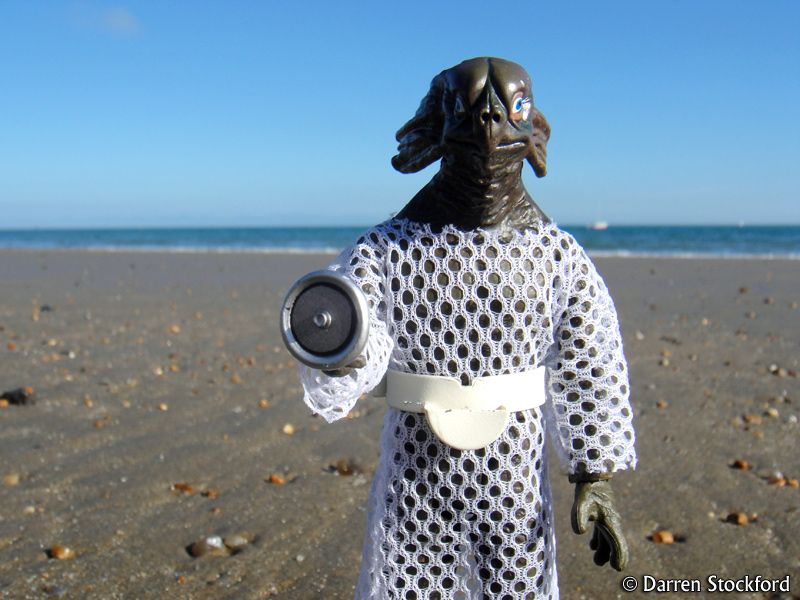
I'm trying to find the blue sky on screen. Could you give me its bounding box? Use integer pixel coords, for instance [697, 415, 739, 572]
[0, 1, 798, 228]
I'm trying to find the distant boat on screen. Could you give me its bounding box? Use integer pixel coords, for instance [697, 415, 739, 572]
[588, 221, 609, 231]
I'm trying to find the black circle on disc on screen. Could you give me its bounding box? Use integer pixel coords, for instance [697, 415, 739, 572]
[290, 282, 357, 356]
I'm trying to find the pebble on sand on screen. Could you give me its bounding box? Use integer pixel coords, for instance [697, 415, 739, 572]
[650, 530, 675, 544]
[3, 473, 20, 486]
[171, 482, 196, 495]
[766, 475, 786, 487]
[266, 473, 287, 485]
[48, 545, 75, 560]
[168, 324, 181, 334]
[282, 423, 295, 435]
[258, 398, 270, 408]
[726, 512, 749, 526]
[331, 458, 361, 476]
[1, 387, 35, 406]
[768, 364, 794, 378]
[731, 459, 751, 471]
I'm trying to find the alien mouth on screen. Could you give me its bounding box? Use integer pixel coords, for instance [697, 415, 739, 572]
[495, 141, 526, 150]
[448, 138, 526, 155]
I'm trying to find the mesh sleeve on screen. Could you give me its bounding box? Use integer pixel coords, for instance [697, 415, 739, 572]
[545, 242, 636, 476]
[298, 233, 393, 423]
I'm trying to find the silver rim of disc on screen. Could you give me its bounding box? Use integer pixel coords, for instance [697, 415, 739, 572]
[280, 269, 369, 371]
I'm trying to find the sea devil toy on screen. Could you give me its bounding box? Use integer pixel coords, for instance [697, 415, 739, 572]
[283, 57, 637, 599]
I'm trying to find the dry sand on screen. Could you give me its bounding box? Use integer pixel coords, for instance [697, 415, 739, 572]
[0, 249, 798, 599]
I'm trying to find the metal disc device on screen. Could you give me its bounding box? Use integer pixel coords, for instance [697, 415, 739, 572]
[281, 270, 369, 370]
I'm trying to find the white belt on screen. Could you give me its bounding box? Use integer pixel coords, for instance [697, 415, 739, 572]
[373, 367, 546, 451]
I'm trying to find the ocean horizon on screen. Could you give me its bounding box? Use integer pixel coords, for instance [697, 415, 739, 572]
[0, 224, 798, 258]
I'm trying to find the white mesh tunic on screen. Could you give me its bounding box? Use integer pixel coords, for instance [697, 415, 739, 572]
[298, 217, 636, 600]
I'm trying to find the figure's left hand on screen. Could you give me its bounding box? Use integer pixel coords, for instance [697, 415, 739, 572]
[571, 480, 629, 571]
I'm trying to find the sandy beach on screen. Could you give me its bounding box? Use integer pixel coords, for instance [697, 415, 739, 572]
[0, 249, 798, 600]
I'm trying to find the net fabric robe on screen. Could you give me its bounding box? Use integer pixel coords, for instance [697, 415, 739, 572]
[299, 218, 636, 600]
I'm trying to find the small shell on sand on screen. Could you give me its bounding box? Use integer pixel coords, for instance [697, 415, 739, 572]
[168, 324, 181, 334]
[258, 398, 269, 408]
[48, 545, 75, 560]
[188, 535, 229, 557]
[650, 530, 674, 544]
[731, 459, 751, 471]
[282, 423, 295, 435]
[223, 534, 249, 551]
[266, 473, 287, 485]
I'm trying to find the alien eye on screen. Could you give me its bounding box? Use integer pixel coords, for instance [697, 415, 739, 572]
[510, 92, 531, 122]
[454, 96, 465, 116]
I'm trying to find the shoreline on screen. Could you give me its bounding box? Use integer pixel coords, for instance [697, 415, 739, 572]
[0, 246, 798, 260]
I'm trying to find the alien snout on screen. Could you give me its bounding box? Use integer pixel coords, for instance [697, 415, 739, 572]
[474, 86, 507, 146]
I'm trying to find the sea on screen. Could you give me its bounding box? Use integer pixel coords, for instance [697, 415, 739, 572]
[0, 225, 798, 258]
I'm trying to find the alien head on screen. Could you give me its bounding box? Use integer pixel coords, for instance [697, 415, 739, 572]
[392, 57, 550, 179]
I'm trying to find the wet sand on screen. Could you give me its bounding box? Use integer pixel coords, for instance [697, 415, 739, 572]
[0, 249, 798, 599]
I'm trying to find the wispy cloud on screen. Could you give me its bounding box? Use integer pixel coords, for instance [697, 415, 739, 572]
[70, 3, 141, 37]
[101, 7, 140, 34]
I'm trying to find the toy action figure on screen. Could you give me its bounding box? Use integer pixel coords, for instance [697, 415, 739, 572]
[296, 57, 636, 599]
